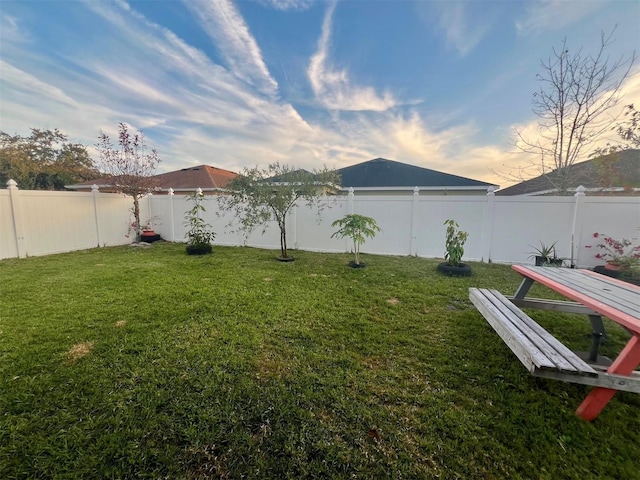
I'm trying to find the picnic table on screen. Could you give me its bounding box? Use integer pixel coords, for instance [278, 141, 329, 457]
[469, 265, 640, 421]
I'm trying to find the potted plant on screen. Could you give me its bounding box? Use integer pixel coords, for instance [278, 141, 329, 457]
[183, 192, 216, 255]
[586, 233, 640, 271]
[140, 217, 162, 242]
[528, 241, 564, 266]
[331, 214, 381, 268]
[141, 218, 155, 235]
[437, 219, 471, 276]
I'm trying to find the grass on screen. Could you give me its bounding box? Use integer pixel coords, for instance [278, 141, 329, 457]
[1, 243, 639, 479]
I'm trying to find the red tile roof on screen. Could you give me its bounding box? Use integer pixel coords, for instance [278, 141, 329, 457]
[67, 165, 237, 192]
[153, 165, 237, 190]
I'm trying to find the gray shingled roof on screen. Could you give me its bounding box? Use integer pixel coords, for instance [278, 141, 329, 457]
[495, 149, 640, 196]
[337, 158, 495, 189]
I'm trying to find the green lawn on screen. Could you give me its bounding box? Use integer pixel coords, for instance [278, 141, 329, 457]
[1, 244, 638, 479]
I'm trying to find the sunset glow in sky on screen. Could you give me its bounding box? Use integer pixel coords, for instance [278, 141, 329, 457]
[1, 0, 638, 188]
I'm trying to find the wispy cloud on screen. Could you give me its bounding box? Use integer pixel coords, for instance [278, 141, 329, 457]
[307, 1, 398, 112]
[0, 0, 500, 187]
[516, 0, 608, 35]
[5, 0, 633, 191]
[433, 2, 489, 57]
[0, 60, 79, 109]
[0, 13, 29, 43]
[183, 0, 279, 98]
[257, 0, 313, 11]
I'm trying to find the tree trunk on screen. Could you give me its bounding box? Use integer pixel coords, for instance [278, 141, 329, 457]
[279, 218, 287, 258]
[133, 196, 141, 242]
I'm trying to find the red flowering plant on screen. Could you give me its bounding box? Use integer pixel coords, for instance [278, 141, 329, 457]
[585, 233, 640, 269]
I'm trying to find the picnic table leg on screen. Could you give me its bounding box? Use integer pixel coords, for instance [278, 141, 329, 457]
[513, 277, 534, 299]
[576, 336, 640, 421]
[587, 315, 606, 362]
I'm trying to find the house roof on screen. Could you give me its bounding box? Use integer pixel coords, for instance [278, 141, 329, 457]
[152, 165, 236, 190]
[495, 149, 640, 196]
[337, 158, 496, 190]
[265, 169, 315, 183]
[66, 165, 237, 191]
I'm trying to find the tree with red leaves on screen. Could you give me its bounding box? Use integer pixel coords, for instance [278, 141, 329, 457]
[97, 123, 160, 242]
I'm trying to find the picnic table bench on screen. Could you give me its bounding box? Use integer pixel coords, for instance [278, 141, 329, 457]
[469, 266, 640, 421]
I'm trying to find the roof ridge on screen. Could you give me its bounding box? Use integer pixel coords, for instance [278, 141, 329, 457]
[204, 165, 219, 188]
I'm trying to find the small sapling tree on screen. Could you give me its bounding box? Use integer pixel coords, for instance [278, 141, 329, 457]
[97, 123, 160, 242]
[183, 191, 216, 255]
[443, 219, 469, 267]
[219, 162, 339, 260]
[437, 219, 472, 276]
[331, 214, 381, 267]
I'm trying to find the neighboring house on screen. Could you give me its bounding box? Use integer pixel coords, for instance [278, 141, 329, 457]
[66, 165, 238, 194]
[152, 165, 237, 194]
[337, 158, 498, 195]
[496, 149, 640, 196]
[264, 169, 340, 195]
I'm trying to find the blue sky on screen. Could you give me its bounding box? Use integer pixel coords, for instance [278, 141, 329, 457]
[1, 0, 638, 188]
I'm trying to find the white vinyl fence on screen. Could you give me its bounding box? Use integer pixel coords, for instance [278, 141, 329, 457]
[2, 180, 639, 269]
[1, 181, 142, 259]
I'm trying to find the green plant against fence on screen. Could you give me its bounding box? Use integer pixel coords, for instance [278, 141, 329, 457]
[183, 192, 216, 255]
[331, 214, 381, 267]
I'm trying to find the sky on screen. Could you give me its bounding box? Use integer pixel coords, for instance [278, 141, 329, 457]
[1, 0, 639, 189]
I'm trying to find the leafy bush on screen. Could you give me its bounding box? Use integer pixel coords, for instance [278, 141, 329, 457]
[444, 219, 468, 267]
[183, 193, 216, 248]
[331, 214, 381, 265]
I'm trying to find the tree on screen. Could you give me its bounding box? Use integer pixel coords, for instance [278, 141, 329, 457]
[219, 163, 340, 260]
[514, 29, 635, 193]
[331, 214, 381, 266]
[0, 128, 98, 190]
[443, 219, 468, 267]
[587, 104, 640, 193]
[593, 104, 640, 154]
[97, 123, 160, 242]
[183, 192, 216, 255]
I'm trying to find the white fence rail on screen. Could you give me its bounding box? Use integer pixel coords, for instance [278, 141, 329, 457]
[2, 180, 639, 268]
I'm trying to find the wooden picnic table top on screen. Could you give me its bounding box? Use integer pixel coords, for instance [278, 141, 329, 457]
[511, 265, 640, 335]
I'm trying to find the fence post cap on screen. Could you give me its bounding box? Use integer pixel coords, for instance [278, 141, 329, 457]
[487, 186, 496, 196]
[168, 188, 174, 195]
[7, 179, 18, 189]
[574, 185, 586, 196]
[91, 184, 99, 192]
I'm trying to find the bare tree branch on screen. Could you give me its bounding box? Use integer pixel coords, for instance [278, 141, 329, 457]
[512, 28, 635, 193]
[97, 123, 160, 241]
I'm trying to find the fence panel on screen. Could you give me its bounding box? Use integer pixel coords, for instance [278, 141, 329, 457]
[0, 189, 18, 259]
[294, 197, 347, 253]
[490, 196, 577, 265]
[0, 187, 133, 258]
[348, 195, 413, 256]
[578, 197, 640, 268]
[413, 196, 488, 261]
[1, 183, 638, 267]
[19, 191, 97, 256]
